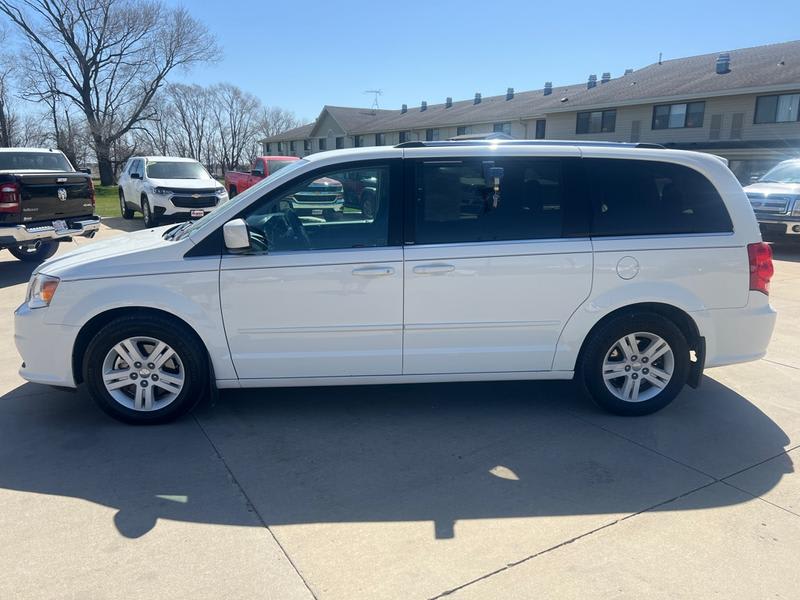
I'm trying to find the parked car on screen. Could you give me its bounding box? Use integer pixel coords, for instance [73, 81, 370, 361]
[118, 156, 228, 227]
[0, 147, 99, 262]
[743, 158, 800, 242]
[15, 141, 776, 424]
[225, 156, 299, 197]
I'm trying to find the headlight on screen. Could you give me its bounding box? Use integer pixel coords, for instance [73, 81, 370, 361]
[792, 197, 800, 217]
[26, 274, 60, 309]
[215, 187, 227, 195]
[152, 187, 171, 195]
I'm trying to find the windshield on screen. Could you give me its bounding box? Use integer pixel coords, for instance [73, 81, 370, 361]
[759, 162, 800, 184]
[170, 158, 310, 241]
[268, 159, 296, 174]
[0, 151, 73, 172]
[146, 160, 211, 180]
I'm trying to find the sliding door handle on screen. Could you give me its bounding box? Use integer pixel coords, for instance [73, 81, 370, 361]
[352, 266, 395, 277]
[413, 263, 455, 275]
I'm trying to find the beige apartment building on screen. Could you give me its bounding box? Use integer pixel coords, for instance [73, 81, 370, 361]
[262, 40, 800, 182]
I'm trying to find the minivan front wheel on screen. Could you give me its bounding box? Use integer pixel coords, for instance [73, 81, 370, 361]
[85, 314, 207, 424]
[580, 313, 689, 416]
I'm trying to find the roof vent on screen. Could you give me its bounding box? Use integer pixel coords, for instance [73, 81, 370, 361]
[420, 101, 427, 111]
[474, 92, 482, 104]
[716, 52, 731, 74]
[543, 82, 553, 96]
[601, 72, 611, 84]
[587, 74, 597, 89]
[624, 68, 634, 75]
[506, 87, 514, 100]
[560, 97, 568, 103]
[401, 104, 407, 114]
[445, 97, 452, 108]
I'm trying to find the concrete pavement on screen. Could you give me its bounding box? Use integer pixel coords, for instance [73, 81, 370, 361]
[0, 219, 798, 599]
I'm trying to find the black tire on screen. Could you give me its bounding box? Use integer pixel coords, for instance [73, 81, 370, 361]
[84, 314, 207, 425]
[8, 240, 59, 262]
[141, 197, 158, 227]
[580, 312, 690, 416]
[119, 191, 134, 219]
[229, 185, 237, 198]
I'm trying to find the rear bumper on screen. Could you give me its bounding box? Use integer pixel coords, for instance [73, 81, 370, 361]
[0, 216, 101, 246]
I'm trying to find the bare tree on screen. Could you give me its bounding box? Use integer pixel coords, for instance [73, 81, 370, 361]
[167, 83, 213, 162]
[210, 83, 261, 172]
[0, 0, 218, 184]
[259, 106, 302, 139]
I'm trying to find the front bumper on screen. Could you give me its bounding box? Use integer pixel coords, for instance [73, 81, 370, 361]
[757, 218, 800, 236]
[14, 302, 79, 388]
[0, 216, 101, 246]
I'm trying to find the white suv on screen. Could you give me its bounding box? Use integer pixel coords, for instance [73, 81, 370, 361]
[118, 156, 228, 227]
[15, 142, 777, 424]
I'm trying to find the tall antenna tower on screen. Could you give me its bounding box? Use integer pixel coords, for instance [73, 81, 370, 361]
[364, 89, 383, 110]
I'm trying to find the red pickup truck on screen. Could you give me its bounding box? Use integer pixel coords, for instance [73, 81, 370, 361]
[225, 156, 299, 197]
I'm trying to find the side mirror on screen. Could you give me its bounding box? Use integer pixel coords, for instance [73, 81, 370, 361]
[130, 172, 141, 180]
[223, 218, 251, 252]
[250, 170, 264, 177]
[78, 167, 91, 175]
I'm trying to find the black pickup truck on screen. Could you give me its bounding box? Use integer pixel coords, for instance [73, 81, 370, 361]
[0, 148, 100, 262]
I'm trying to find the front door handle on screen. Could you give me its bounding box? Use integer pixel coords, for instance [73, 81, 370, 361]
[413, 263, 455, 275]
[352, 266, 395, 277]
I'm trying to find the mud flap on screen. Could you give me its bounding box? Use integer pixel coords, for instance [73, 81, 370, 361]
[688, 336, 706, 389]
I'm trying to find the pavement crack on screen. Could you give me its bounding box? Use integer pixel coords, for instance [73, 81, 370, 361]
[762, 357, 800, 371]
[192, 414, 319, 600]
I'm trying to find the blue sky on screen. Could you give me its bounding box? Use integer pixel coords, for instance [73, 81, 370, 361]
[169, 0, 800, 122]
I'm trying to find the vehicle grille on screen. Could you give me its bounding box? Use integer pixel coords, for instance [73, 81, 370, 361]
[167, 188, 219, 195]
[171, 195, 218, 208]
[747, 193, 794, 214]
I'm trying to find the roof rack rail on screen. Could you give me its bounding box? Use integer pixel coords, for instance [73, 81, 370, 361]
[395, 140, 665, 149]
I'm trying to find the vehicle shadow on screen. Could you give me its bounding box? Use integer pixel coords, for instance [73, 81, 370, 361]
[100, 216, 144, 234]
[771, 242, 800, 263]
[0, 377, 792, 540]
[0, 256, 37, 287]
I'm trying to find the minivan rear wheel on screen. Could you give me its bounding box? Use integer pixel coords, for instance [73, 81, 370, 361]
[580, 313, 689, 416]
[84, 314, 207, 424]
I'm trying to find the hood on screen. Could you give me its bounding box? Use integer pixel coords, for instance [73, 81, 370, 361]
[148, 178, 220, 190]
[37, 224, 194, 281]
[743, 181, 800, 197]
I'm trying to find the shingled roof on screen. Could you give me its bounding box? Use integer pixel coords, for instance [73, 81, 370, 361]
[263, 39, 800, 142]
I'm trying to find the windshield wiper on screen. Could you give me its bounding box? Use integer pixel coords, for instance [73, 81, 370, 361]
[163, 221, 191, 241]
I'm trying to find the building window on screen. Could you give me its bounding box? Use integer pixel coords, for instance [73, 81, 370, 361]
[318, 138, 326, 151]
[576, 109, 617, 134]
[303, 139, 311, 152]
[336, 136, 344, 149]
[375, 133, 385, 146]
[493, 122, 512, 135]
[652, 101, 705, 129]
[535, 119, 546, 139]
[277, 142, 283, 153]
[399, 131, 408, 143]
[354, 135, 363, 148]
[754, 93, 800, 124]
[265, 143, 271, 153]
[425, 128, 440, 141]
[289, 141, 295, 153]
[456, 125, 473, 136]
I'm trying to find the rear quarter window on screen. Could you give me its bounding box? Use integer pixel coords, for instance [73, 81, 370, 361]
[583, 158, 733, 236]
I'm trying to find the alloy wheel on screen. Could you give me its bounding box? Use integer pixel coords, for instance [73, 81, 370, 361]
[602, 331, 674, 403]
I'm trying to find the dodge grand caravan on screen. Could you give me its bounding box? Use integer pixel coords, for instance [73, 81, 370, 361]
[14, 141, 776, 424]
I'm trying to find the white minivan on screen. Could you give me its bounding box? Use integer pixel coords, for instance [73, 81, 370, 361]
[15, 142, 777, 424]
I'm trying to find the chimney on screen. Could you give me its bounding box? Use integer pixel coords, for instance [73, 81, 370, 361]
[543, 81, 553, 96]
[506, 87, 514, 100]
[474, 92, 481, 104]
[601, 72, 611, 84]
[716, 52, 731, 74]
[445, 97, 452, 108]
[401, 104, 407, 114]
[420, 101, 427, 111]
[624, 68, 634, 75]
[587, 74, 597, 89]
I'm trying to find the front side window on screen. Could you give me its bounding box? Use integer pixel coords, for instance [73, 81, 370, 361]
[576, 109, 616, 134]
[239, 163, 391, 252]
[413, 158, 567, 245]
[652, 101, 705, 129]
[755, 93, 800, 123]
[584, 158, 732, 236]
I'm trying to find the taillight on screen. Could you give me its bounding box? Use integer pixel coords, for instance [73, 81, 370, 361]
[87, 178, 95, 207]
[0, 182, 20, 213]
[748, 242, 774, 295]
